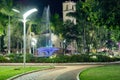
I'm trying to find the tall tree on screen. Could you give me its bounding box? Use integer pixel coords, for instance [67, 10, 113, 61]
[51, 13, 63, 37]
[0, 0, 14, 53]
[67, 0, 110, 53]
[0, 13, 7, 52]
[84, 0, 120, 49]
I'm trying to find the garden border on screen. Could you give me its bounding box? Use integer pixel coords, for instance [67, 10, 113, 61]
[7, 66, 54, 80]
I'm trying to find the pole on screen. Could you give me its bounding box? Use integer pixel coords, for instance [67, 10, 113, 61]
[8, 16, 11, 54]
[22, 8, 37, 68]
[29, 32, 31, 54]
[23, 20, 26, 68]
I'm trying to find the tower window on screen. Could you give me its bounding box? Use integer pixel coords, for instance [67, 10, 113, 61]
[72, 5, 75, 11]
[66, 5, 68, 10]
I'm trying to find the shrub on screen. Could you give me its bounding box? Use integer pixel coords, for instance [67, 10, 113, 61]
[26, 54, 35, 63]
[97, 55, 111, 62]
[5, 53, 23, 63]
[0, 55, 8, 62]
[89, 55, 98, 62]
[0, 53, 120, 63]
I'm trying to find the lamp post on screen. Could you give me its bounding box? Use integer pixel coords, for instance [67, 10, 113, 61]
[8, 16, 11, 54]
[13, 8, 37, 67]
[22, 8, 37, 68]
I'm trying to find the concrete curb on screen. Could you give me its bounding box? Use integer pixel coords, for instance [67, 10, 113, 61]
[76, 68, 89, 80]
[0, 61, 120, 66]
[76, 71, 80, 80]
[76, 65, 105, 80]
[7, 67, 54, 80]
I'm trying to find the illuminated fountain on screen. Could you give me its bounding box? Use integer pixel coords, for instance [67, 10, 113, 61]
[37, 6, 59, 57]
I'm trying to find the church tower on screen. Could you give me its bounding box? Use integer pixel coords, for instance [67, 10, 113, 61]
[63, 0, 76, 24]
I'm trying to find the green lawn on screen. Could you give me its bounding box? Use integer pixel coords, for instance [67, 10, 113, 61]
[80, 65, 120, 80]
[0, 66, 53, 80]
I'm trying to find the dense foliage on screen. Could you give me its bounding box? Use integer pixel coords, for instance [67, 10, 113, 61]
[65, 0, 120, 54]
[0, 53, 120, 63]
[0, 0, 120, 57]
[0, 0, 40, 53]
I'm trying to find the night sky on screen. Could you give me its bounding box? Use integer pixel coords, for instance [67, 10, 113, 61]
[15, 0, 79, 17]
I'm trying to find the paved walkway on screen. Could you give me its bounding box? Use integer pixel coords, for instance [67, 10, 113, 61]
[2, 62, 119, 80]
[12, 65, 99, 80]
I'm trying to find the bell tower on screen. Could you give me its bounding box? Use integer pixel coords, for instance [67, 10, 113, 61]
[63, 0, 76, 24]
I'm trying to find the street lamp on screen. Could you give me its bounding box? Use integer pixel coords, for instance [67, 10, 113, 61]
[22, 8, 37, 68]
[12, 9, 20, 13]
[12, 8, 37, 67]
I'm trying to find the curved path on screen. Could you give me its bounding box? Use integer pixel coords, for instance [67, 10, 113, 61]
[13, 65, 100, 80]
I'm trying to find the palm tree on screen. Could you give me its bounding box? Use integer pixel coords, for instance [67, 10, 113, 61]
[0, 0, 14, 54]
[0, 14, 6, 53]
[0, 21, 4, 36]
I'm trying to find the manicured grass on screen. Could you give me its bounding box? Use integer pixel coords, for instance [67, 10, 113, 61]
[80, 65, 120, 80]
[0, 66, 53, 80]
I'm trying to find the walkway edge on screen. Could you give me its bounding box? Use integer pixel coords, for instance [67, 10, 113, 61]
[76, 71, 80, 80]
[76, 68, 88, 80]
[7, 67, 54, 80]
[0, 61, 120, 66]
[76, 65, 103, 80]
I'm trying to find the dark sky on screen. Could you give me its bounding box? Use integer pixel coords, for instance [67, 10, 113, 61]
[15, 0, 78, 17]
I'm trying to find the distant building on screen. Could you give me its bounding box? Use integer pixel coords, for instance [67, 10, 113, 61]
[63, 0, 76, 24]
[62, 1, 78, 54]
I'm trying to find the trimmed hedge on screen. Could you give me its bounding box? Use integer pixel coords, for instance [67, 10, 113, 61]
[0, 53, 120, 63]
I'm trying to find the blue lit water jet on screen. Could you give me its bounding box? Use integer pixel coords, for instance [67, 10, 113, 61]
[37, 6, 59, 57]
